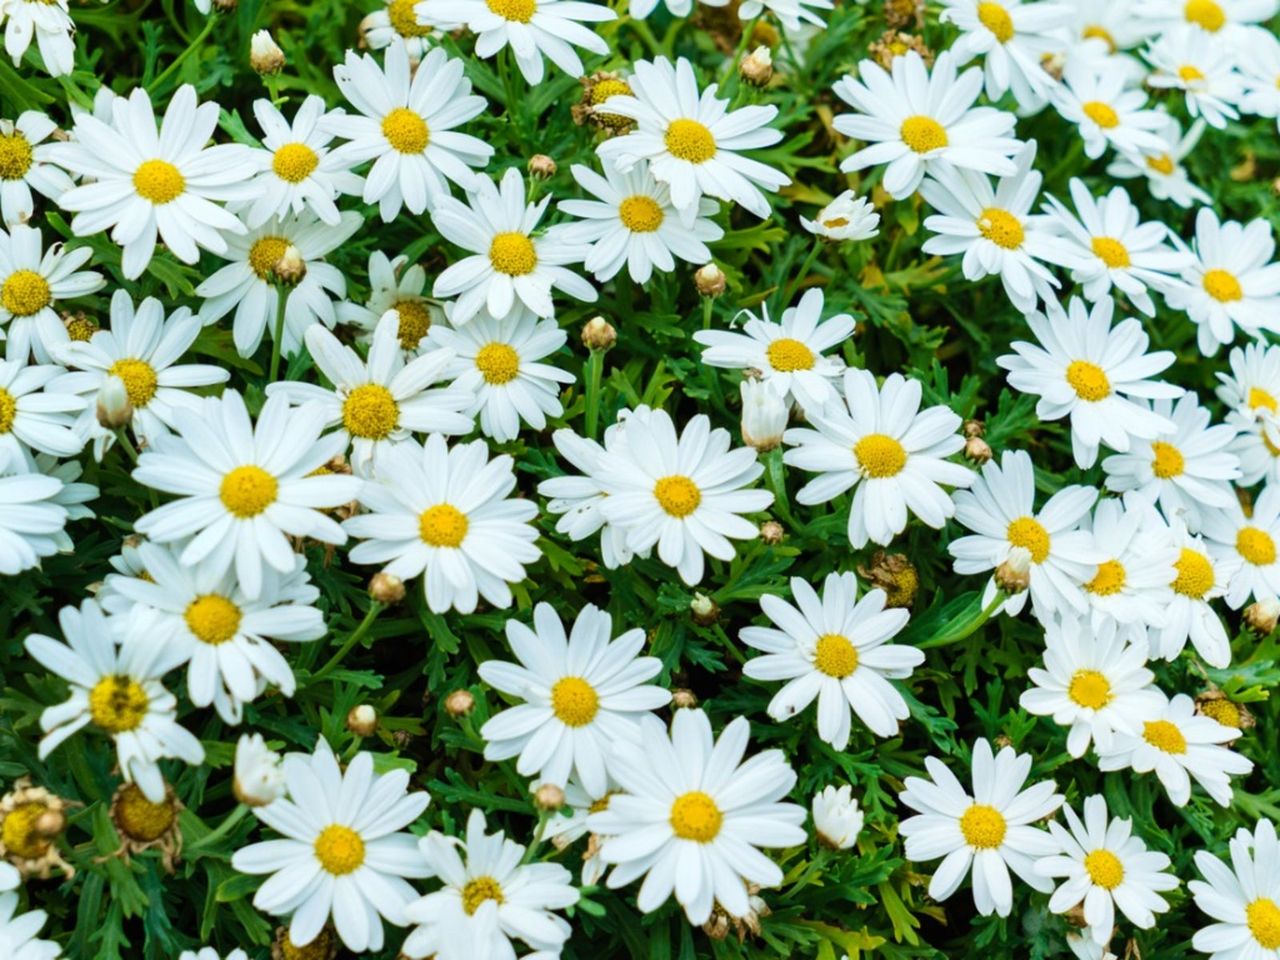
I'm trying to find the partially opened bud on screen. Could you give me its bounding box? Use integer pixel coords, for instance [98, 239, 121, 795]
[369, 572, 405, 604]
[233, 733, 285, 807]
[964, 436, 993, 464]
[760, 520, 784, 545]
[250, 30, 285, 76]
[995, 546, 1032, 594]
[671, 688, 698, 709]
[1244, 598, 1280, 635]
[96, 375, 132, 430]
[533, 782, 566, 811]
[740, 46, 773, 86]
[346, 704, 378, 737]
[273, 245, 306, 286]
[690, 593, 719, 625]
[694, 262, 726, 297]
[581, 315, 616, 351]
[445, 689, 475, 718]
[528, 154, 557, 179]
[740, 380, 788, 452]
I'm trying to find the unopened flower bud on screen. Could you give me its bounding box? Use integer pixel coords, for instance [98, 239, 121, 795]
[690, 592, 719, 626]
[346, 704, 378, 737]
[812, 784, 863, 850]
[233, 733, 285, 807]
[250, 30, 285, 76]
[369, 572, 406, 604]
[694, 262, 726, 297]
[533, 782, 566, 811]
[760, 520, 784, 545]
[581, 315, 616, 351]
[962, 419, 985, 438]
[671, 688, 698, 709]
[528, 154, 557, 179]
[273, 245, 306, 286]
[96, 375, 133, 430]
[740, 379, 788, 452]
[1245, 598, 1280, 635]
[740, 46, 773, 86]
[444, 689, 475, 718]
[964, 435, 993, 464]
[214, 0, 238, 10]
[994, 547, 1031, 594]
[35, 808, 67, 838]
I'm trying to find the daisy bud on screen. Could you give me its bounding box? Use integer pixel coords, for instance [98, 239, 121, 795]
[962, 418, 985, 438]
[995, 547, 1032, 595]
[694, 262, 726, 297]
[233, 733, 285, 808]
[1244, 598, 1280, 635]
[799, 190, 880, 242]
[527, 154, 557, 179]
[964, 435, 993, 464]
[62, 310, 98, 342]
[740, 379, 788, 452]
[96, 375, 132, 430]
[690, 592, 719, 626]
[444, 688, 475, 718]
[346, 704, 378, 737]
[760, 519, 784, 545]
[671, 688, 698, 709]
[214, 0, 238, 10]
[884, 0, 921, 28]
[249, 30, 285, 76]
[703, 911, 731, 941]
[857, 550, 919, 609]
[740, 46, 773, 86]
[273, 244, 306, 286]
[533, 782, 566, 811]
[812, 784, 863, 850]
[581, 315, 616, 351]
[369, 571, 405, 604]
[34, 808, 66, 839]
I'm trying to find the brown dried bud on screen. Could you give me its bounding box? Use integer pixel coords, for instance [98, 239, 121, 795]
[884, 0, 922, 28]
[857, 551, 919, 609]
[249, 30, 284, 75]
[671, 688, 698, 709]
[581, 315, 616, 351]
[760, 520, 784, 545]
[369, 572, 406, 604]
[964, 436, 993, 465]
[346, 704, 378, 737]
[962, 419, 985, 438]
[533, 782, 566, 811]
[690, 592, 719, 626]
[994, 547, 1031, 595]
[444, 689, 475, 718]
[868, 29, 933, 69]
[694, 262, 726, 297]
[1244, 598, 1280, 635]
[528, 154, 557, 179]
[740, 46, 773, 86]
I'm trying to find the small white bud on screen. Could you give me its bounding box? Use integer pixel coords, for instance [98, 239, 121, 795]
[233, 733, 285, 807]
[95, 375, 132, 430]
[812, 784, 863, 850]
[740, 379, 788, 452]
[250, 30, 285, 76]
[800, 190, 881, 242]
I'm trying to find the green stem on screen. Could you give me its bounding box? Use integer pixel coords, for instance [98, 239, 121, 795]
[147, 15, 216, 93]
[497, 49, 527, 155]
[268, 285, 288, 383]
[584, 349, 605, 440]
[188, 804, 249, 852]
[521, 809, 551, 865]
[764, 447, 798, 530]
[627, 17, 662, 58]
[315, 602, 384, 679]
[114, 429, 141, 464]
[701, 295, 714, 330]
[784, 239, 824, 305]
[918, 591, 1007, 649]
[719, 15, 762, 95]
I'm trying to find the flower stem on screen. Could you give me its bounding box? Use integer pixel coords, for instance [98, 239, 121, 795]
[315, 602, 384, 679]
[268, 284, 288, 383]
[148, 15, 216, 94]
[521, 809, 551, 865]
[918, 591, 1007, 649]
[584, 349, 605, 440]
[784, 239, 824, 305]
[188, 803, 249, 851]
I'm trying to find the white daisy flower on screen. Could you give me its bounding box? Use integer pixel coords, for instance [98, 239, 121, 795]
[949, 449, 1103, 619]
[558, 159, 722, 283]
[180, 949, 248, 960]
[1076, 495, 1178, 635]
[1189, 818, 1280, 960]
[0, 469, 71, 574]
[0, 892, 59, 960]
[1051, 59, 1167, 160]
[1238, 26, 1280, 129]
[359, 0, 456, 62]
[1152, 520, 1237, 666]
[196, 209, 362, 359]
[1165, 208, 1280, 356]
[0, 223, 105, 363]
[344, 433, 540, 614]
[1036, 794, 1178, 942]
[595, 56, 790, 225]
[1065, 0, 1155, 53]
[739, 0, 832, 29]
[784, 367, 972, 548]
[478, 601, 669, 796]
[693, 288, 853, 412]
[431, 166, 595, 326]
[24, 599, 205, 803]
[997, 295, 1180, 468]
[1201, 487, 1280, 609]
[1230, 420, 1280, 489]
[799, 189, 880, 242]
[328, 44, 492, 221]
[1098, 692, 1253, 807]
[267, 309, 473, 475]
[812, 783, 864, 850]
[0, 356, 84, 469]
[1019, 612, 1166, 757]
[1069, 932, 1119, 960]
[1217, 342, 1280, 429]
[1, 0, 74, 76]
[939, 0, 1071, 110]
[336, 250, 442, 354]
[0, 111, 74, 227]
[1144, 25, 1244, 129]
[832, 50, 1021, 201]
[740, 572, 920, 747]
[898, 738, 1063, 918]
[132, 390, 362, 600]
[48, 85, 256, 280]
[1106, 114, 1211, 209]
[429, 306, 570, 443]
[589, 708, 807, 924]
[1134, 0, 1276, 37]
[230, 737, 432, 953]
[402, 808, 579, 960]
[1102, 393, 1241, 532]
[542, 774, 617, 885]
[594, 405, 772, 585]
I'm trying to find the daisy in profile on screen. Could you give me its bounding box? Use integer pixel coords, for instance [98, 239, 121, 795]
[693, 288, 854, 412]
[0, 892, 60, 960]
[24, 599, 204, 803]
[1106, 115, 1211, 209]
[344, 433, 540, 614]
[359, 0, 455, 62]
[898, 738, 1063, 917]
[594, 405, 772, 585]
[328, 44, 492, 221]
[0, 223, 105, 363]
[832, 50, 1021, 200]
[1217, 342, 1280, 430]
[1076, 496, 1178, 635]
[1099, 693, 1253, 807]
[595, 56, 789, 225]
[1020, 613, 1166, 757]
[950, 449, 1102, 618]
[1144, 26, 1243, 128]
[403, 808, 579, 960]
[939, 0, 1070, 110]
[48, 85, 256, 280]
[431, 167, 595, 326]
[0, 112, 74, 227]
[1, 0, 74, 76]
[1101, 393, 1241, 532]
[1238, 28, 1280, 129]
[1201, 487, 1280, 609]
[336, 250, 441, 353]
[268, 310, 473, 474]
[1189, 818, 1280, 960]
[132, 390, 362, 600]
[557, 160, 722, 283]
[231, 738, 432, 953]
[478, 602, 668, 796]
[1041, 180, 1189, 315]
[784, 368, 972, 548]
[0, 470, 70, 574]
[740, 572, 920, 747]
[1036, 794, 1178, 943]
[0, 356, 84, 469]
[997, 295, 1180, 468]
[800, 190, 881, 242]
[1051, 60, 1167, 160]
[590, 709, 806, 924]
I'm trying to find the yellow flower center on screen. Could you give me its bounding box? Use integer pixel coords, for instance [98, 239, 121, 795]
[462, 875, 505, 913]
[1083, 24, 1116, 50]
[248, 235, 290, 280]
[669, 791, 722, 842]
[618, 194, 665, 233]
[419, 503, 468, 547]
[1247, 898, 1280, 950]
[0, 389, 13, 435]
[488, 232, 537, 276]
[1082, 101, 1120, 128]
[813, 633, 859, 678]
[1, 803, 51, 859]
[1200, 698, 1241, 728]
[219, 465, 279, 518]
[382, 107, 430, 154]
[1085, 559, 1126, 596]
[313, 824, 365, 875]
[184, 594, 243, 645]
[1249, 387, 1278, 412]
[1084, 849, 1125, 889]
[66, 315, 98, 341]
[389, 0, 433, 36]
[88, 675, 149, 733]
[654, 475, 702, 517]
[1091, 236, 1131, 268]
[0, 131, 33, 180]
[550, 676, 599, 727]
[1172, 548, 1214, 598]
[959, 803, 1007, 849]
[1203, 268, 1243, 302]
[766, 337, 815, 372]
[113, 783, 176, 842]
[392, 299, 432, 348]
[485, 0, 535, 21]
[1142, 719, 1187, 754]
[977, 1, 1015, 42]
[342, 383, 400, 439]
[272, 142, 320, 183]
[854, 433, 908, 478]
[977, 207, 1024, 250]
[1065, 359, 1111, 401]
[1007, 516, 1050, 564]
[664, 118, 717, 163]
[1151, 440, 1185, 478]
[1184, 0, 1225, 31]
[1236, 526, 1277, 565]
[900, 115, 949, 153]
[1068, 669, 1113, 709]
[1178, 64, 1206, 82]
[108, 358, 159, 408]
[588, 792, 616, 814]
[475, 342, 521, 384]
[279, 929, 336, 960]
[591, 78, 632, 104]
[132, 159, 186, 204]
[2, 269, 51, 317]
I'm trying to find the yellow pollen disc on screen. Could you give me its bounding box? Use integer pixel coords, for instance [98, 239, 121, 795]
[1091, 236, 1131, 268]
[66, 316, 98, 341]
[1007, 516, 1050, 564]
[1146, 153, 1176, 175]
[1200, 698, 1241, 728]
[382, 107, 429, 154]
[419, 503, 468, 547]
[854, 433, 908, 478]
[588, 792, 615, 814]
[664, 118, 716, 164]
[2, 803, 50, 859]
[1172, 548, 1214, 597]
[248, 235, 290, 280]
[1249, 387, 1278, 412]
[1184, 0, 1225, 31]
[462, 875, 505, 914]
[1068, 669, 1113, 709]
[389, 0, 433, 36]
[1065, 359, 1111, 401]
[1084, 849, 1125, 889]
[108, 358, 159, 408]
[618, 194, 664, 233]
[342, 383, 400, 439]
[1082, 101, 1120, 128]
[977, 207, 1024, 250]
[959, 803, 1007, 849]
[1178, 64, 1206, 82]
[88, 675, 149, 733]
[2, 269, 51, 317]
[1247, 898, 1280, 950]
[669, 790, 722, 842]
[550, 676, 599, 727]
[219, 465, 279, 518]
[900, 115, 949, 153]
[1085, 559, 1126, 596]
[1151, 440, 1185, 478]
[475, 341, 520, 384]
[485, 0, 535, 21]
[0, 132, 33, 180]
[184, 594, 243, 645]
[132, 159, 185, 204]
[766, 337, 815, 372]
[114, 783, 177, 842]
[591, 78, 632, 104]
[654, 475, 702, 517]
[313, 824, 365, 875]
[813, 633, 859, 678]
[488, 232, 537, 276]
[1142, 719, 1187, 754]
[272, 142, 320, 183]
[823, 216, 849, 228]
[1083, 24, 1116, 51]
[977, 1, 1015, 42]
[0, 388, 13, 435]
[1203, 268, 1243, 302]
[1236, 526, 1277, 565]
[392, 299, 432, 348]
